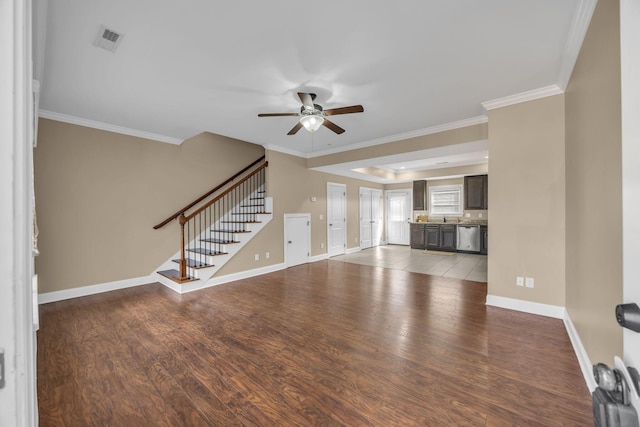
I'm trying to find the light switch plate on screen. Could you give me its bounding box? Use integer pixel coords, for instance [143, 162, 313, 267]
[516, 276, 524, 287]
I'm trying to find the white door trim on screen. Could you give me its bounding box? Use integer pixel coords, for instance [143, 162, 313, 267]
[1, 0, 38, 425]
[284, 213, 311, 267]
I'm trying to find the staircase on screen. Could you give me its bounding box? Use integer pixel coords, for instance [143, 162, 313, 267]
[152, 158, 272, 293]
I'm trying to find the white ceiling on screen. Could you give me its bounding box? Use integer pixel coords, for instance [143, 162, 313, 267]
[35, 0, 592, 182]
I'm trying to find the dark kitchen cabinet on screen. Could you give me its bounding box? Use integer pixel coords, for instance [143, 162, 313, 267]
[480, 225, 488, 255]
[464, 175, 488, 210]
[440, 224, 457, 252]
[425, 225, 440, 249]
[410, 223, 426, 249]
[413, 180, 427, 211]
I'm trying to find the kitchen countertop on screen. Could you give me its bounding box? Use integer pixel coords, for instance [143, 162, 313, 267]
[411, 221, 488, 226]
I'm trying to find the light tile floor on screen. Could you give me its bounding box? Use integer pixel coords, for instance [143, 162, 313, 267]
[332, 245, 488, 282]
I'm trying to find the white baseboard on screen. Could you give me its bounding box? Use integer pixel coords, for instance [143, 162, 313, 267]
[187, 263, 287, 293]
[486, 295, 595, 392]
[564, 310, 597, 392]
[485, 294, 565, 319]
[38, 275, 153, 304]
[310, 253, 329, 263]
[346, 247, 361, 254]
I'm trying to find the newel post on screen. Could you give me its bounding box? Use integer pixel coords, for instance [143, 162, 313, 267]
[179, 213, 187, 280]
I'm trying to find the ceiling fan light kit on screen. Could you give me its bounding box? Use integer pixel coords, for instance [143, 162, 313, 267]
[299, 113, 324, 132]
[258, 92, 364, 135]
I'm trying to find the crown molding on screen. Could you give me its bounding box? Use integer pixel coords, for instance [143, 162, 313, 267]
[481, 84, 564, 111]
[38, 110, 183, 145]
[557, 0, 598, 91]
[306, 115, 488, 159]
[263, 143, 307, 158]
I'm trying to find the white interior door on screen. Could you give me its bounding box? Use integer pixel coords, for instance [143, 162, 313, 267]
[386, 190, 411, 245]
[360, 189, 372, 249]
[371, 189, 383, 246]
[285, 214, 310, 267]
[360, 188, 383, 249]
[621, 0, 640, 369]
[327, 183, 346, 257]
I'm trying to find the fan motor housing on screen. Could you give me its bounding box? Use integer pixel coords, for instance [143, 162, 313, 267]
[300, 104, 324, 115]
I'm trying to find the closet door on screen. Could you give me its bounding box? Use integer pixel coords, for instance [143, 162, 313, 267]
[360, 189, 372, 249]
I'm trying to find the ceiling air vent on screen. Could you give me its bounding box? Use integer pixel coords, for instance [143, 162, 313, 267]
[93, 25, 124, 53]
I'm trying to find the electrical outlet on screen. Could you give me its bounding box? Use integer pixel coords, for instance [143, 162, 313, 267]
[465, 213, 471, 218]
[525, 277, 534, 288]
[320, 243, 324, 249]
[265, 252, 270, 259]
[254, 253, 259, 261]
[319, 214, 324, 220]
[355, 237, 358, 243]
[516, 276, 524, 287]
[479, 213, 483, 218]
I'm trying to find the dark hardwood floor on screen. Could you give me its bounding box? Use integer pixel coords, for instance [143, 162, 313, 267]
[38, 261, 593, 426]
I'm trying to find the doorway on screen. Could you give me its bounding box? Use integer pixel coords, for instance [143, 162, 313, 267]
[327, 182, 346, 257]
[386, 189, 411, 245]
[360, 187, 383, 249]
[284, 214, 310, 267]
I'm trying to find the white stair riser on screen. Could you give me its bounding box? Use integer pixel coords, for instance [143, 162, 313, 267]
[154, 194, 272, 292]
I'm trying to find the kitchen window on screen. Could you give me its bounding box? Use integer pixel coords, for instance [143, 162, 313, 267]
[429, 184, 463, 216]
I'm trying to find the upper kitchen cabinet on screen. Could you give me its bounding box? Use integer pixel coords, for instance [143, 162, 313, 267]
[413, 180, 427, 210]
[464, 175, 488, 210]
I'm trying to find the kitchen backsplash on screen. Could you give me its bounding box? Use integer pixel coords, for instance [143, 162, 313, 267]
[414, 210, 488, 222]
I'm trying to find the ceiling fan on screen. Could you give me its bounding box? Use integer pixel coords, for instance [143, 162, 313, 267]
[258, 92, 364, 135]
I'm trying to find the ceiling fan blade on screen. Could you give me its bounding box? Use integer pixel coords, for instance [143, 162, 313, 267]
[287, 122, 303, 135]
[298, 92, 315, 111]
[324, 105, 364, 116]
[258, 113, 300, 117]
[322, 119, 345, 134]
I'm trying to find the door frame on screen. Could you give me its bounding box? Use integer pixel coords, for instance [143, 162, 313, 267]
[385, 189, 412, 245]
[327, 182, 346, 257]
[284, 213, 311, 267]
[1, 0, 38, 424]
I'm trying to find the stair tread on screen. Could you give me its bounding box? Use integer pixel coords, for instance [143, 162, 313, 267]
[186, 248, 229, 256]
[210, 228, 251, 233]
[240, 204, 265, 207]
[231, 212, 271, 215]
[221, 220, 262, 224]
[250, 197, 265, 201]
[171, 259, 213, 269]
[200, 238, 240, 244]
[157, 269, 198, 283]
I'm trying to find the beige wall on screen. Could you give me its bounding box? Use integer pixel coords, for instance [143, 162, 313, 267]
[218, 150, 384, 275]
[34, 119, 264, 293]
[565, 0, 623, 364]
[487, 94, 566, 306]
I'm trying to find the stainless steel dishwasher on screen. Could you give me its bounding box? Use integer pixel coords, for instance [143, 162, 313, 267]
[457, 224, 481, 253]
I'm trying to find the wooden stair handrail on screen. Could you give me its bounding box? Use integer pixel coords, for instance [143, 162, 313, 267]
[184, 162, 268, 222]
[153, 155, 266, 229]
